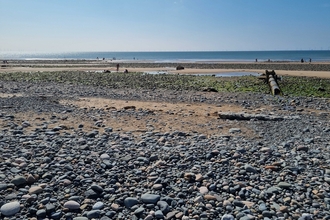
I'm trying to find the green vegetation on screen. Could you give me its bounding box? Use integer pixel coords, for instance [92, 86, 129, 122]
[0, 71, 330, 98]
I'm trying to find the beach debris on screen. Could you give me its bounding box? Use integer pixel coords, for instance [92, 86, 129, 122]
[264, 70, 282, 96]
[176, 65, 184, 70]
[218, 112, 300, 121]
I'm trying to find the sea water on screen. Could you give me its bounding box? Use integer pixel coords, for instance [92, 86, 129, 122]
[1, 50, 330, 62]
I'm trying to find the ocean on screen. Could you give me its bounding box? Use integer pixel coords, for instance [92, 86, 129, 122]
[1, 50, 330, 62]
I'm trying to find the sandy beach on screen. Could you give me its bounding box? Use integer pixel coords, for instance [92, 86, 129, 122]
[1, 60, 330, 78]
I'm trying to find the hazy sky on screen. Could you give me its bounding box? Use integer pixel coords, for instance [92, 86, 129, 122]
[1, 0, 330, 52]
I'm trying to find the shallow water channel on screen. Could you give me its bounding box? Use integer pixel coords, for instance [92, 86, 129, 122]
[144, 71, 261, 77]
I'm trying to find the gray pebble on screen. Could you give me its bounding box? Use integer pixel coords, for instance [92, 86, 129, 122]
[0, 201, 20, 216]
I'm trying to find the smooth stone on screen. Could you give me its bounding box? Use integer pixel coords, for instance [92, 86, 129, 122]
[199, 186, 209, 194]
[26, 174, 36, 184]
[87, 210, 101, 219]
[278, 182, 291, 189]
[280, 206, 289, 213]
[260, 147, 272, 153]
[222, 214, 235, 220]
[73, 218, 88, 220]
[154, 210, 164, 219]
[204, 194, 216, 200]
[51, 211, 63, 219]
[91, 184, 104, 193]
[36, 209, 47, 218]
[266, 187, 280, 195]
[124, 197, 139, 208]
[145, 215, 154, 220]
[29, 186, 43, 194]
[153, 184, 163, 190]
[297, 145, 308, 151]
[100, 153, 110, 160]
[64, 200, 80, 210]
[84, 189, 100, 199]
[259, 203, 267, 212]
[0, 201, 20, 216]
[10, 168, 21, 173]
[324, 177, 330, 183]
[11, 176, 27, 186]
[45, 203, 56, 213]
[166, 211, 179, 219]
[141, 193, 160, 204]
[134, 207, 145, 215]
[233, 200, 245, 207]
[0, 184, 7, 191]
[262, 210, 273, 218]
[229, 128, 241, 133]
[244, 164, 258, 173]
[298, 213, 313, 220]
[157, 201, 170, 214]
[92, 201, 104, 210]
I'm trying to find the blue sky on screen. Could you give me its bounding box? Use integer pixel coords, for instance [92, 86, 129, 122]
[1, 0, 330, 52]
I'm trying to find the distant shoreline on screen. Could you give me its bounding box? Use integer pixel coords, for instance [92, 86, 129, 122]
[1, 50, 330, 62]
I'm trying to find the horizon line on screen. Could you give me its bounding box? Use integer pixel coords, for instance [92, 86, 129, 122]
[1, 49, 330, 53]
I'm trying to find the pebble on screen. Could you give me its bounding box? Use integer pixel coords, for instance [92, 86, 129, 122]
[87, 210, 101, 218]
[92, 201, 104, 210]
[154, 210, 164, 219]
[28, 186, 43, 194]
[278, 182, 291, 189]
[1, 79, 330, 219]
[124, 197, 139, 208]
[0, 201, 20, 216]
[11, 175, 27, 186]
[222, 214, 235, 220]
[141, 194, 160, 204]
[64, 201, 80, 210]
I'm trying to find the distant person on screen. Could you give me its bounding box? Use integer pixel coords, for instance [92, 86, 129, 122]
[301, 58, 304, 63]
[116, 63, 120, 72]
[255, 58, 258, 62]
[309, 58, 312, 63]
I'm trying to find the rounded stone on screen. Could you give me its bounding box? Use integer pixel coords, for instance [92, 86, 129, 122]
[0, 201, 20, 216]
[100, 153, 110, 160]
[124, 197, 139, 208]
[222, 214, 234, 220]
[28, 186, 43, 194]
[64, 200, 80, 210]
[11, 176, 27, 186]
[73, 217, 89, 220]
[87, 210, 101, 218]
[154, 210, 164, 219]
[92, 201, 104, 210]
[141, 193, 160, 204]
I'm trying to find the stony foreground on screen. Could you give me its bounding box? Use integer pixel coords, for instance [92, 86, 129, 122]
[1, 81, 330, 219]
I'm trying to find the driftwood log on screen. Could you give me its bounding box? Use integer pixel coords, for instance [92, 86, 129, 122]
[218, 112, 300, 121]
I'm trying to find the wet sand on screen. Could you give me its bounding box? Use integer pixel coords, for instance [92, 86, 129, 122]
[1, 60, 330, 78]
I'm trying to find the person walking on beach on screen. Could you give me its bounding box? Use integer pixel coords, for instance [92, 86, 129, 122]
[116, 64, 119, 72]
